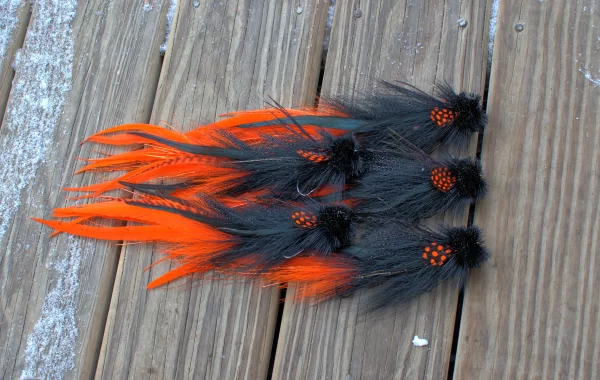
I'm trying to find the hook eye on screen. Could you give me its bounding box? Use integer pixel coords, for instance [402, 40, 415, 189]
[283, 249, 303, 259]
[296, 180, 317, 197]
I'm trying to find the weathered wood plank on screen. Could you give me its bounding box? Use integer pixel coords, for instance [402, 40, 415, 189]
[0, 1, 30, 126]
[95, 1, 329, 379]
[0, 1, 169, 379]
[455, 0, 600, 378]
[272, 1, 491, 379]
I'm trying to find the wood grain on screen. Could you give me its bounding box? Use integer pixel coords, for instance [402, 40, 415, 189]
[455, 0, 600, 378]
[0, 1, 169, 379]
[95, 1, 329, 379]
[0, 1, 30, 126]
[272, 1, 491, 379]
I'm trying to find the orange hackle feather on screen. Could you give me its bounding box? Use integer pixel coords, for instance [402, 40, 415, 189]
[264, 256, 357, 300]
[74, 106, 348, 175]
[66, 155, 236, 199]
[34, 197, 238, 287]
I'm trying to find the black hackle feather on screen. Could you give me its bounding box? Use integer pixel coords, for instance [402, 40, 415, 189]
[339, 224, 489, 310]
[345, 131, 488, 220]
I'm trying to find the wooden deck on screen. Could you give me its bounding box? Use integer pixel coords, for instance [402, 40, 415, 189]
[0, 0, 599, 379]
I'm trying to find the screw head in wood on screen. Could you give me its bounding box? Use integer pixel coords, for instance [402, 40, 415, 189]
[515, 23, 524, 32]
[458, 18, 468, 27]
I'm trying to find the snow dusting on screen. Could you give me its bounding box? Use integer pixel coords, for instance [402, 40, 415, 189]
[412, 335, 429, 347]
[0, 0, 76, 240]
[488, 0, 500, 66]
[0, 0, 24, 69]
[579, 67, 600, 87]
[21, 236, 86, 380]
[159, 0, 178, 55]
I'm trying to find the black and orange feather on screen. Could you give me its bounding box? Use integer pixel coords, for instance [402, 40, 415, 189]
[68, 82, 485, 198]
[35, 190, 357, 288]
[238, 81, 487, 152]
[266, 223, 489, 310]
[69, 124, 369, 200]
[33, 82, 491, 311]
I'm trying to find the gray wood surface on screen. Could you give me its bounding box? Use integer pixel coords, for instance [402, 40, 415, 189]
[272, 0, 491, 379]
[0, 1, 168, 378]
[95, 1, 329, 379]
[2, 0, 599, 378]
[455, 0, 600, 378]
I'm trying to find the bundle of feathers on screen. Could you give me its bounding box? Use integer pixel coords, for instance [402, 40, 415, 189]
[36, 81, 491, 311]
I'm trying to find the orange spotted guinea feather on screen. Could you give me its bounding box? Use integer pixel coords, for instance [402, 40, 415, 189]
[341, 130, 488, 220]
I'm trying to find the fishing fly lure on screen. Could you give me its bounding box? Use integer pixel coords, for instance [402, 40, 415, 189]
[264, 223, 489, 310]
[69, 123, 369, 200]
[345, 131, 488, 218]
[34, 190, 357, 288]
[237, 81, 487, 152]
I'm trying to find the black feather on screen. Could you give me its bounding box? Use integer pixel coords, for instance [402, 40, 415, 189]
[338, 224, 489, 310]
[345, 132, 488, 220]
[331, 81, 487, 151]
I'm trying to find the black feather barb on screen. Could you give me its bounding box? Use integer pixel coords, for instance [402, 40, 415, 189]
[339, 224, 490, 310]
[335, 81, 487, 152]
[345, 132, 488, 220]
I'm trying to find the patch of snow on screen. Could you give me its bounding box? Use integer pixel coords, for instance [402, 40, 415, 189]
[579, 67, 600, 87]
[21, 236, 86, 380]
[322, 0, 336, 54]
[159, 0, 177, 56]
[0, 0, 76, 240]
[412, 335, 428, 347]
[143, 2, 153, 12]
[0, 0, 24, 68]
[488, 0, 500, 66]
